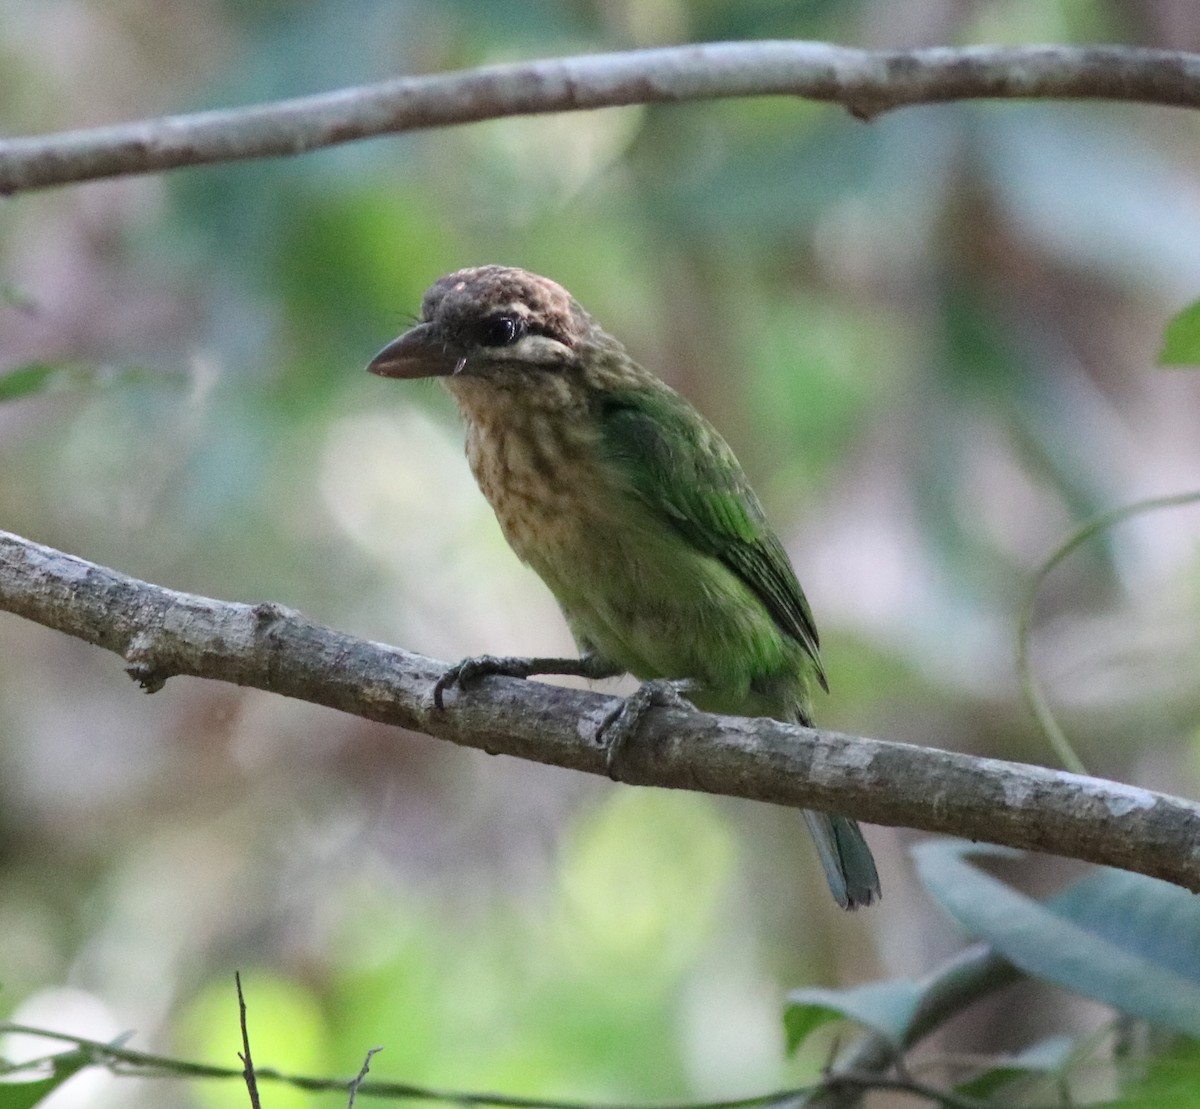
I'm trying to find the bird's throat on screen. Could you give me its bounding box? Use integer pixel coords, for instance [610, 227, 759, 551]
[446, 376, 608, 567]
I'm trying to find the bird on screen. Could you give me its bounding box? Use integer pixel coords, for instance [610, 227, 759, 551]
[367, 265, 880, 910]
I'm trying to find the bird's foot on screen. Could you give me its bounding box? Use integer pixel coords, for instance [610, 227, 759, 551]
[433, 654, 538, 710]
[433, 653, 621, 710]
[597, 678, 698, 780]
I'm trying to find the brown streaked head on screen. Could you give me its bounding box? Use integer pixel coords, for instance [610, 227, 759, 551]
[367, 266, 592, 381]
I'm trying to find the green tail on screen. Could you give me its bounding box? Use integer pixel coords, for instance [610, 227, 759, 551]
[802, 810, 881, 910]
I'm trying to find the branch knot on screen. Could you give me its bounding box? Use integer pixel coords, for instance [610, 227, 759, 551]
[124, 630, 170, 693]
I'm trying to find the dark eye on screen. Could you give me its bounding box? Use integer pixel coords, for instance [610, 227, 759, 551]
[478, 314, 527, 347]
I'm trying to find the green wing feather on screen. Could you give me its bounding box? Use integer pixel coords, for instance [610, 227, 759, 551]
[598, 388, 827, 690]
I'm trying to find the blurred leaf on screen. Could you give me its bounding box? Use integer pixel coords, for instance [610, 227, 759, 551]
[784, 978, 925, 1054]
[1049, 870, 1200, 986]
[1109, 1039, 1200, 1107]
[684, 0, 847, 40]
[327, 876, 690, 1099]
[980, 109, 1200, 294]
[637, 112, 900, 238]
[1160, 300, 1200, 368]
[555, 791, 734, 975]
[0, 363, 154, 403]
[0, 364, 81, 403]
[743, 289, 900, 495]
[953, 1034, 1076, 1099]
[933, 280, 1120, 603]
[914, 841, 1200, 1035]
[439, 0, 594, 48]
[0, 284, 37, 314]
[0, 1048, 89, 1108]
[270, 181, 463, 411]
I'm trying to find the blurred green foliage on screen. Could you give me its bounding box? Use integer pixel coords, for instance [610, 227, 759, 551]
[4, 1, 1200, 1106]
[1160, 299, 1200, 367]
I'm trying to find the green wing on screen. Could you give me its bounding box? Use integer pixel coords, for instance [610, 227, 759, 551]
[599, 387, 827, 689]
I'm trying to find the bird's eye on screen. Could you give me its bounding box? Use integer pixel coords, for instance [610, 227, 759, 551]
[478, 314, 527, 347]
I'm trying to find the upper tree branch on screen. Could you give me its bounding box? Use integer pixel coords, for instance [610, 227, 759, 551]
[2, 42, 1200, 193]
[3, 527, 1198, 891]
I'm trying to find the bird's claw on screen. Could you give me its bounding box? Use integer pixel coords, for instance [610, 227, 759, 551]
[597, 678, 697, 780]
[433, 654, 535, 710]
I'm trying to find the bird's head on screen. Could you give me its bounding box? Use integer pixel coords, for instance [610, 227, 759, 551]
[368, 266, 650, 412]
[368, 266, 594, 381]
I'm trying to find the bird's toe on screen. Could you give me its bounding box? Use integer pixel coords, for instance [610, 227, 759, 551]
[433, 654, 534, 709]
[597, 678, 697, 780]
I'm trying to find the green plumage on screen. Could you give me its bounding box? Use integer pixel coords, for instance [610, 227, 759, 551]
[598, 386, 827, 704]
[368, 265, 880, 910]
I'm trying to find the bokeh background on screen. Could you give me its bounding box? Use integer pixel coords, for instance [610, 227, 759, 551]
[3, 1, 1200, 1106]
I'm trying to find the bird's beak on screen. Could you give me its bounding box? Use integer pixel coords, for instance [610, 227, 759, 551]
[367, 323, 455, 379]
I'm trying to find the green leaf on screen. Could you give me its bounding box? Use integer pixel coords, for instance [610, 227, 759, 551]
[1160, 300, 1200, 367]
[1108, 1039, 1200, 1107]
[0, 362, 156, 403]
[784, 978, 925, 1054]
[0, 1049, 90, 1108]
[0, 364, 74, 402]
[914, 841, 1200, 1035]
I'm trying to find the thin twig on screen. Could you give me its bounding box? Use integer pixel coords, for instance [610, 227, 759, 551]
[0, 1021, 816, 1109]
[2, 43, 1200, 192]
[236, 973, 262, 1109]
[1016, 490, 1200, 775]
[0, 1018, 1076, 1109]
[349, 1048, 384, 1109]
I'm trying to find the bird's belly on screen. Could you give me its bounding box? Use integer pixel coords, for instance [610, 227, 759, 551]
[463, 418, 803, 712]
[503, 495, 793, 705]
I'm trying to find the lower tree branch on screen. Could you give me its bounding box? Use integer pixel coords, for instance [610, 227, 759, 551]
[2, 528, 1199, 891]
[2, 43, 1200, 193]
